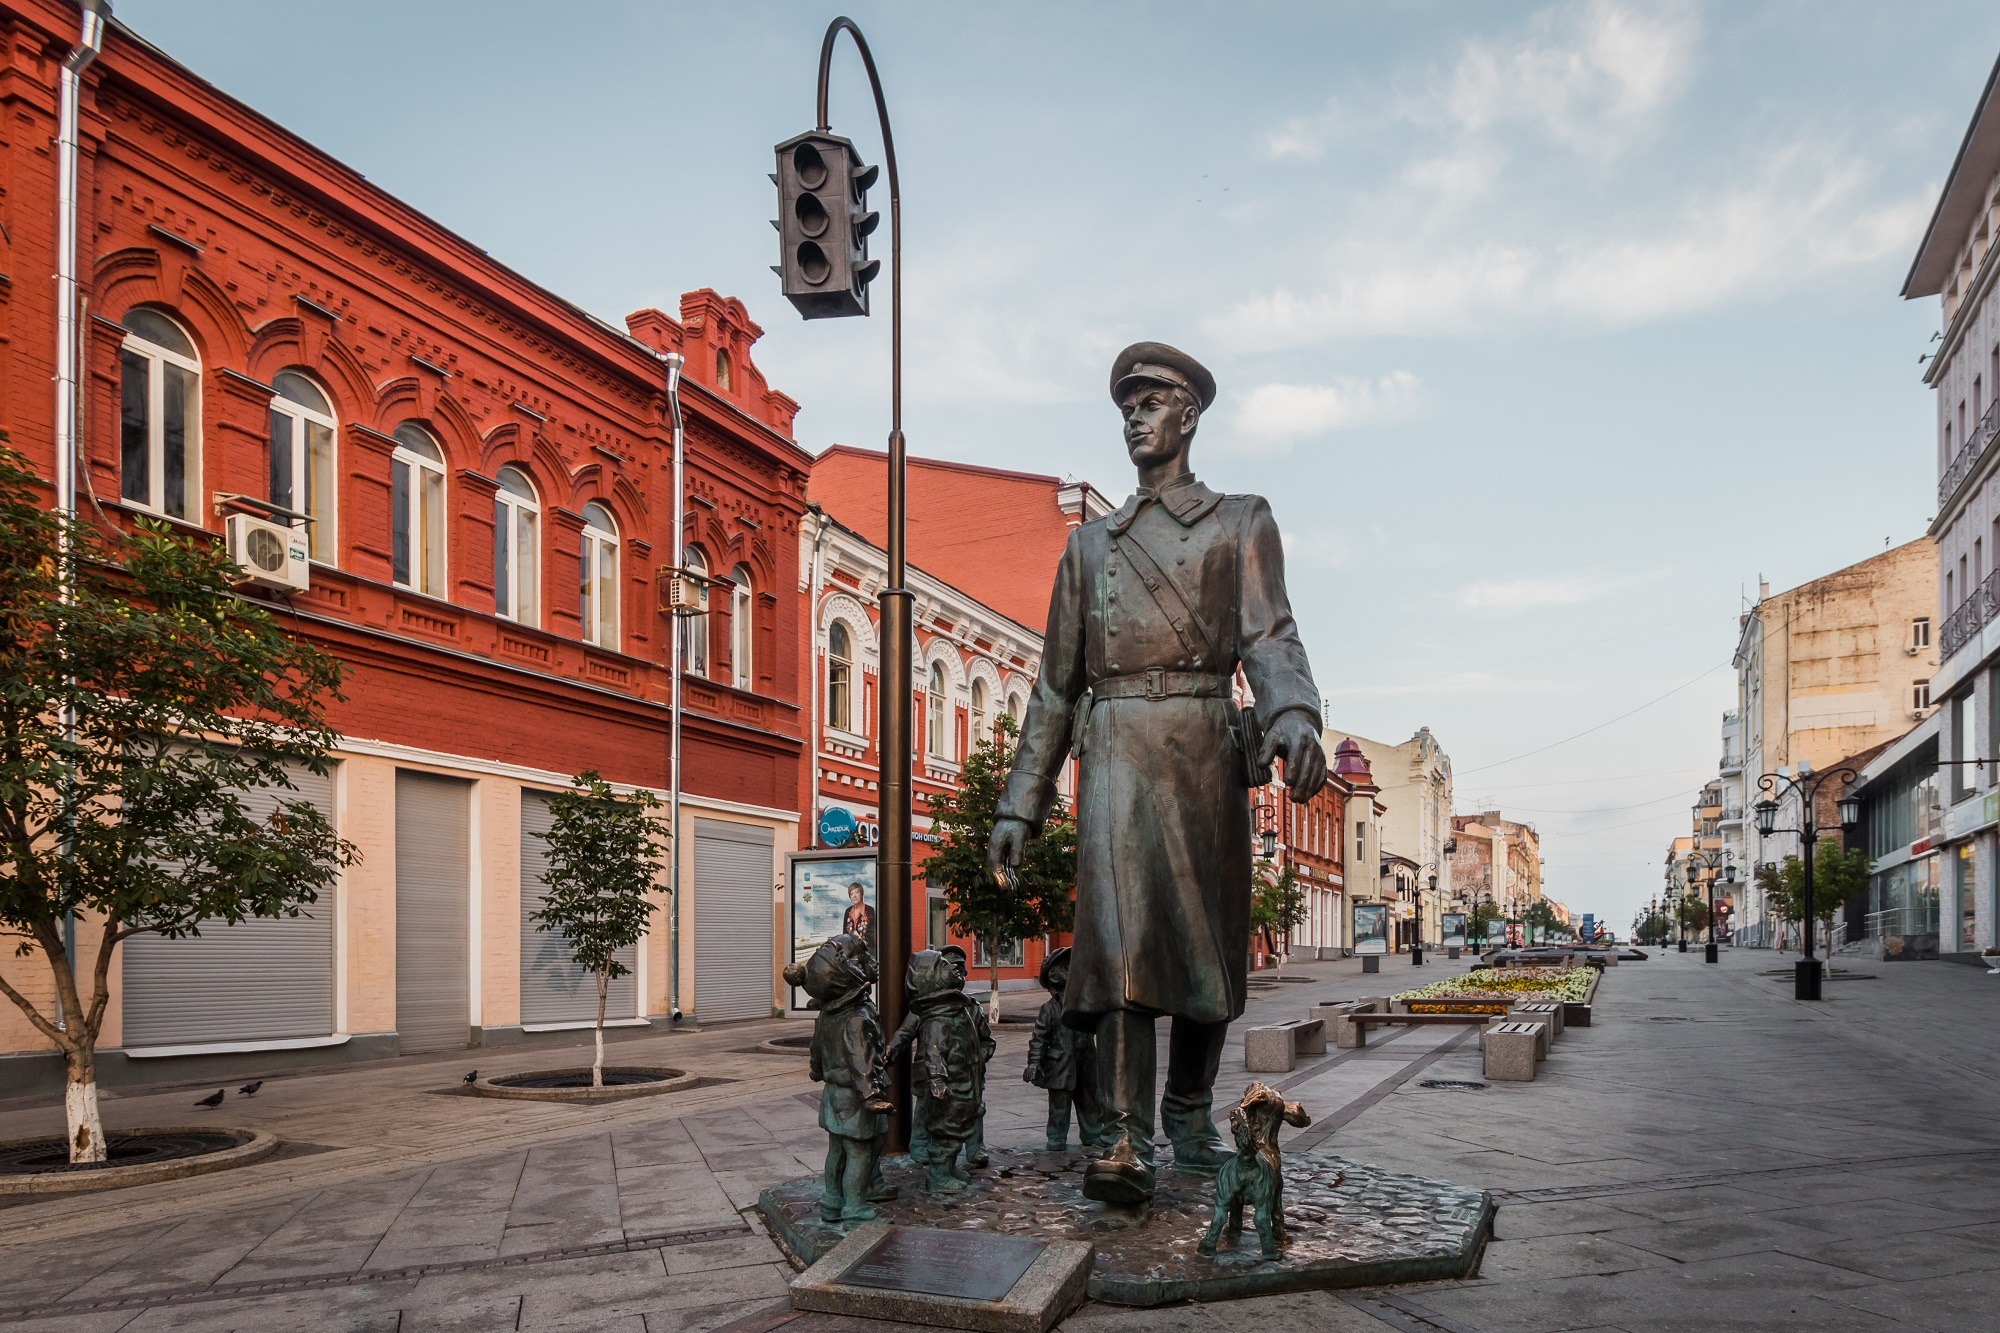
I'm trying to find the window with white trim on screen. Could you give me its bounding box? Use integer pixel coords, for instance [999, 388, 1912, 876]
[269, 371, 336, 563]
[681, 546, 708, 675]
[1914, 679, 1931, 711]
[731, 563, 754, 690]
[390, 424, 446, 596]
[580, 501, 619, 649]
[970, 678, 988, 746]
[827, 621, 853, 731]
[1912, 617, 1932, 649]
[119, 309, 200, 521]
[493, 465, 540, 625]
[928, 662, 949, 758]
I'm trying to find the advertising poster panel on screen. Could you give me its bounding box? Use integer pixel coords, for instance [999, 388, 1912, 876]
[1440, 912, 1467, 948]
[788, 850, 877, 1010]
[1352, 901, 1389, 955]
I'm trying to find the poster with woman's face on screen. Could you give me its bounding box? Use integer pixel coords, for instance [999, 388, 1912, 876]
[791, 855, 877, 1006]
[1352, 902, 1389, 955]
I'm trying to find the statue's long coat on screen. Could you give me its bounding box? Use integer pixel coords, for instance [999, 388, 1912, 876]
[998, 474, 1320, 1026]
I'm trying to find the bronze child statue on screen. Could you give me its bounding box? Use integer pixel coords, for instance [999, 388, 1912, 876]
[784, 933, 893, 1230]
[938, 943, 995, 1167]
[1025, 946, 1101, 1152]
[882, 949, 982, 1194]
[1199, 1082, 1311, 1261]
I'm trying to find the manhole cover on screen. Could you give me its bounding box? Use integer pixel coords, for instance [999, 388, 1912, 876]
[1418, 1080, 1489, 1092]
[492, 1069, 678, 1090]
[764, 1034, 813, 1049]
[0, 1131, 246, 1176]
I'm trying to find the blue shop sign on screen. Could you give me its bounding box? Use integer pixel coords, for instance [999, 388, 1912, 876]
[818, 805, 858, 847]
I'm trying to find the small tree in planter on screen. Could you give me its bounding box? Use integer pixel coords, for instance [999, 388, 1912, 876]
[531, 771, 667, 1088]
[926, 715, 1077, 1023]
[1250, 861, 1309, 976]
[1755, 840, 1868, 957]
[0, 446, 356, 1162]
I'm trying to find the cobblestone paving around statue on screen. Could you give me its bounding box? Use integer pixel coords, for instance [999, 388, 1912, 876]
[2, 949, 1999, 1331]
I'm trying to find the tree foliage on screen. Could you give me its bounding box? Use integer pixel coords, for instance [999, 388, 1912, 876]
[0, 445, 356, 1160]
[1467, 900, 1502, 948]
[1522, 900, 1560, 944]
[925, 714, 1076, 1010]
[1251, 861, 1309, 960]
[1755, 838, 1869, 931]
[532, 770, 666, 1086]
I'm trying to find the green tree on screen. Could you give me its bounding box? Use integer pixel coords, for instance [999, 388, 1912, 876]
[1522, 900, 1560, 945]
[1681, 898, 1711, 936]
[925, 714, 1076, 1021]
[532, 770, 666, 1087]
[1755, 839, 1869, 953]
[0, 446, 356, 1162]
[1467, 900, 1502, 950]
[1250, 861, 1309, 975]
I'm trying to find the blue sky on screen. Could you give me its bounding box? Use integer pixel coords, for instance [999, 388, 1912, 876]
[115, 0, 2000, 930]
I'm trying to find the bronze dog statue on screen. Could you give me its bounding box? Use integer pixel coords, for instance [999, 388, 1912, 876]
[1199, 1082, 1311, 1260]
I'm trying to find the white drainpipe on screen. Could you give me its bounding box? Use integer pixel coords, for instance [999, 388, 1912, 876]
[662, 352, 686, 1023]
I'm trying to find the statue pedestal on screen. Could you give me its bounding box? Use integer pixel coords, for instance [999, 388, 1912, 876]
[757, 1146, 1494, 1308]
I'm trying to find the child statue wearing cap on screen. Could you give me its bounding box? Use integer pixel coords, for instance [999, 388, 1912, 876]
[1025, 946, 1104, 1153]
[783, 932, 893, 1229]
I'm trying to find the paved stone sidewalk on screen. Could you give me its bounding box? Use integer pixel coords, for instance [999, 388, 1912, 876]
[2, 949, 1998, 1331]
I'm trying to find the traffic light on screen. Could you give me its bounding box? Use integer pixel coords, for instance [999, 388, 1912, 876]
[772, 130, 881, 319]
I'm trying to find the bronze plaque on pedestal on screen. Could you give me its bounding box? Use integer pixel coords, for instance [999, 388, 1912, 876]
[839, 1227, 1045, 1302]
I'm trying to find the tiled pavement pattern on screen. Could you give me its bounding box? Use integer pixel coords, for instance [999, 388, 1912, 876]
[1, 949, 1998, 1331]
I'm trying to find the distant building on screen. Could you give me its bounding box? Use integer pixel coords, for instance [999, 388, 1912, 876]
[1321, 727, 1454, 946]
[1451, 811, 1544, 940]
[1728, 540, 1938, 943]
[1901, 49, 2000, 959]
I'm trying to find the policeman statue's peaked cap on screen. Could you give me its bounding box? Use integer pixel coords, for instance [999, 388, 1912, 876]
[1109, 342, 1217, 412]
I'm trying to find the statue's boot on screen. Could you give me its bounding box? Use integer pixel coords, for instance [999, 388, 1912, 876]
[867, 1164, 898, 1202]
[926, 1161, 968, 1194]
[1163, 1088, 1227, 1174]
[1082, 1136, 1154, 1206]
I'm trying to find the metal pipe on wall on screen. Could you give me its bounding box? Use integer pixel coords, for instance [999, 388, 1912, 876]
[663, 351, 687, 1024]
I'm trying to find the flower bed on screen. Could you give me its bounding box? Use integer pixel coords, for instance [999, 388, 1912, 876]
[1394, 966, 1594, 1008]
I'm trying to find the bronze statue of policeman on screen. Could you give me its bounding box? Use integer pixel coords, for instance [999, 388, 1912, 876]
[989, 342, 1327, 1205]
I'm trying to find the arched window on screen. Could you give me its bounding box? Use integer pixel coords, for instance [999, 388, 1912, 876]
[119, 308, 200, 521]
[493, 466, 540, 624]
[731, 563, 755, 690]
[391, 424, 446, 596]
[827, 621, 853, 732]
[928, 662, 949, 758]
[269, 372, 336, 563]
[970, 679, 988, 746]
[580, 501, 619, 649]
[681, 547, 709, 676]
[1006, 692, 1024, 727]
[714, 347, 733, 392]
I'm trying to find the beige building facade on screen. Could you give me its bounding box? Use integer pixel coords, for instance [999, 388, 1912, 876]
[1322, 727, 1454, 946]
[1726, 539, 1938, 942]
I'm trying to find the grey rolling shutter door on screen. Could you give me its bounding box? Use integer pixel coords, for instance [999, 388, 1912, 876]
[693, 819, 775, 1022]
[394, 771, 470, 1053]
[122, 763, 338, 1048]
[519, 790, 638, 1024]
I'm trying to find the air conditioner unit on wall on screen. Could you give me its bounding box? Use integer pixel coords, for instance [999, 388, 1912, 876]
[225, 513, 309, 593]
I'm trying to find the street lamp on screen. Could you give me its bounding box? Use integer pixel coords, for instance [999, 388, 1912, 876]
[1684, 845, 1732, 965]
[1753, 764, 1859, 1001]
[772, 16, 913, 1143]
[1252, 802, 1278, 860]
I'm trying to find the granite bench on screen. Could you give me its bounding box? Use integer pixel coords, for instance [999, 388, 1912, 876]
[1335, 1010, 1490, 1049]
[1243, 1017, 1326, 1072]
[1484, 1021, 1541, 1082]
[1514, 1000, 1564, 1040]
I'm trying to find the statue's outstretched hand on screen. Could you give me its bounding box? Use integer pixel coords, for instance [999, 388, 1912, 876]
[988, 817, 1029, 888]
[1259, 712, 1327, 800]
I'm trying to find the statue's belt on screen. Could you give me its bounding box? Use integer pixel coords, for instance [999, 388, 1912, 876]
[1090, 670, 1232, 701]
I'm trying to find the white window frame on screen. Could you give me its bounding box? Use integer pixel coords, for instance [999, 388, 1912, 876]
[827, 620, 853, 732]
[119, 310, 201, 521]
[681, 546, 708, 675]
[970, 678, 988, 748]
[269, 371, 336, 564]
[1913, 617, 1932, 649]
[493, 466, 540, 625]
[731, 563, 755, 691]
[390, 425, 446, 597]
[580, 502, 620, 650]
[928, 662, 950, 758]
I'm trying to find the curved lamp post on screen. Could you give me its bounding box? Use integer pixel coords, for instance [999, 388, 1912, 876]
[1683, 844, 1733, 965]
[1753, 765, 1860, 1002]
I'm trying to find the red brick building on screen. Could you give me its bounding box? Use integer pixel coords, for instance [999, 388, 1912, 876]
[802, 451, 1110, 992]
[0, 0, 812, 1083]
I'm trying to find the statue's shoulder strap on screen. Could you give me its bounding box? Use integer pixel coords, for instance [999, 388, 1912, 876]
[1118, 528, 1219, 667]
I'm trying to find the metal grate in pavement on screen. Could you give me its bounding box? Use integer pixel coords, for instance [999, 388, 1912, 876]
[0, 1220, 753, 1321]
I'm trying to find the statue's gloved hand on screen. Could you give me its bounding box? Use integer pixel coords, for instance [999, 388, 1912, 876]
[1259, 712, 1327, 800]
[988, 817, 1030, 887]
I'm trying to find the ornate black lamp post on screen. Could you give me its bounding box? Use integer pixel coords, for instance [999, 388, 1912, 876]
[1753, 765, 1860, 1002]
[1684, 846, 1732, 965]
[771, 16, 912, 1142]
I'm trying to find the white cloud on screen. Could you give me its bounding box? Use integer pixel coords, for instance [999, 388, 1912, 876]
[1265, 1, 1698, 162]
[1230, 372, 1422, 451]
[1456, 574, 1632, 613]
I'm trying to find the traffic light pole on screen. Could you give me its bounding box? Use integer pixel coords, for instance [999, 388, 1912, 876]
[814, 16, 912, 1152]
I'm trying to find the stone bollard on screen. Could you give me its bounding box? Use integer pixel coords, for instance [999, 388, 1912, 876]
[1483, 1022, 1539, 1082]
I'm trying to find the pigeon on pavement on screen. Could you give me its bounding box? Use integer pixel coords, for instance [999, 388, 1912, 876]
[194, 1089, 224, 1108]
[238, 1081, 262, 1096]
[463, 1070, 478, 1084]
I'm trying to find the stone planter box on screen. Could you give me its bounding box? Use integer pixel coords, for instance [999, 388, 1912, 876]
[470, 1066, 695, 1101]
